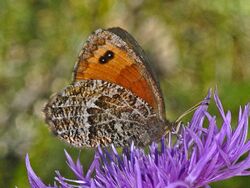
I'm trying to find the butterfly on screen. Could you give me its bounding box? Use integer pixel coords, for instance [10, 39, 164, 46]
[44, 27, 176, 147]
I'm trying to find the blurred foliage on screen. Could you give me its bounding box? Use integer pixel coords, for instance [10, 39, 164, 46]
[0, 0, 249, 187]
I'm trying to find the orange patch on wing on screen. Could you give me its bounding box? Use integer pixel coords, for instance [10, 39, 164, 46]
[75, 44, 157, 109]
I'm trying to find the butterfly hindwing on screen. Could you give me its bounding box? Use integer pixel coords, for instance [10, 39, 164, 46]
[44, 80, 166, 147]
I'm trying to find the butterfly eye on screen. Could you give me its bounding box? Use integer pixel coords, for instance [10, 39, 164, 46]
[99, 50, 114, 64]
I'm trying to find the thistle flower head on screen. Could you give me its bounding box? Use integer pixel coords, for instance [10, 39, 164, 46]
[26, 92, 250, 188]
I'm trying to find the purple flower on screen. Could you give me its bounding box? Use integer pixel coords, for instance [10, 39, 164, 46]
[26, 92, 250, 188]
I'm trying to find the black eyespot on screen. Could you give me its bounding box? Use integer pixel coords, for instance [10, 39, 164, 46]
[105, 50, 114, 59]
[99, 56, 108, 64]
[98, 50, 114, 64]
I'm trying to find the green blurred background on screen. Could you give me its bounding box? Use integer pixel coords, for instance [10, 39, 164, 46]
[0, 0, 249, 187]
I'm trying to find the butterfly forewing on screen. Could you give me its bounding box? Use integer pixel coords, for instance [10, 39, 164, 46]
[73, 28, 166, 121]
[44, 80, 166, 147]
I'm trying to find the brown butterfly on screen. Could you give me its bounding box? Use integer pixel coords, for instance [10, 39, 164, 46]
[44, 27, 176, 147]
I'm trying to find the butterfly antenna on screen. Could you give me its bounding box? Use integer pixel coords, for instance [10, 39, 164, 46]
[170, 100, 209, 135]
[165, 92, 211, 147]
[175, 101, 204, 123]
